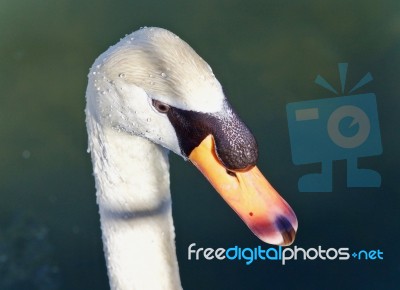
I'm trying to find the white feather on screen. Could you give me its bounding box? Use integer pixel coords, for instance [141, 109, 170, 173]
[85, 27, 226, 290]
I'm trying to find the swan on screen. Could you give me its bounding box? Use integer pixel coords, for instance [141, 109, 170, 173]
[85, 27, 298, 290]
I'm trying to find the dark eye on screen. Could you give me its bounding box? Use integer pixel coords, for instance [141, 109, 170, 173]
[152, 99, 170, 113]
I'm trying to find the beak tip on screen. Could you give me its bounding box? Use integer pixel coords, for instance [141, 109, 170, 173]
[279, 228, 297, 246]
[250, 215, 297, 246]
[275, 215, 297, 246]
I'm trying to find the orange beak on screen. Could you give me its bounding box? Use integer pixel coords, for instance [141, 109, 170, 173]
[189, 135, 298, 246]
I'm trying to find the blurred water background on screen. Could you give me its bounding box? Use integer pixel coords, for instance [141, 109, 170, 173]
[0, 0, 399, 289]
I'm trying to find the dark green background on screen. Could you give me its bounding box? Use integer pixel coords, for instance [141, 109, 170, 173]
[1, 0, 399, 289]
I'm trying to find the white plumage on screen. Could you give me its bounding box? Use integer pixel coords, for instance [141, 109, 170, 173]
[85, 27, 225, 290]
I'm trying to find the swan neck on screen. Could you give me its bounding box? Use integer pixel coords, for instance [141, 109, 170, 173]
[87, 119, 182, 290]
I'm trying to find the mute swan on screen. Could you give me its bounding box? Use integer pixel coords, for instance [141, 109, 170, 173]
[85, 27, 297, 290]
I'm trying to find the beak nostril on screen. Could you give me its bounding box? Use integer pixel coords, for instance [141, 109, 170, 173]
[226, 169, 237, 177]
[226, 169, 240, 182]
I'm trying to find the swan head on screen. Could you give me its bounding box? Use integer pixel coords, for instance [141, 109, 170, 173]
[86, 27, 297, 246]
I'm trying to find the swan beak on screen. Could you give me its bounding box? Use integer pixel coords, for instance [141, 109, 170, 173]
[189, 135, 298, 246]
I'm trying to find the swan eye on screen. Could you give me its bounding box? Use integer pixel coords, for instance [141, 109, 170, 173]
[152, 99, 170, 113]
